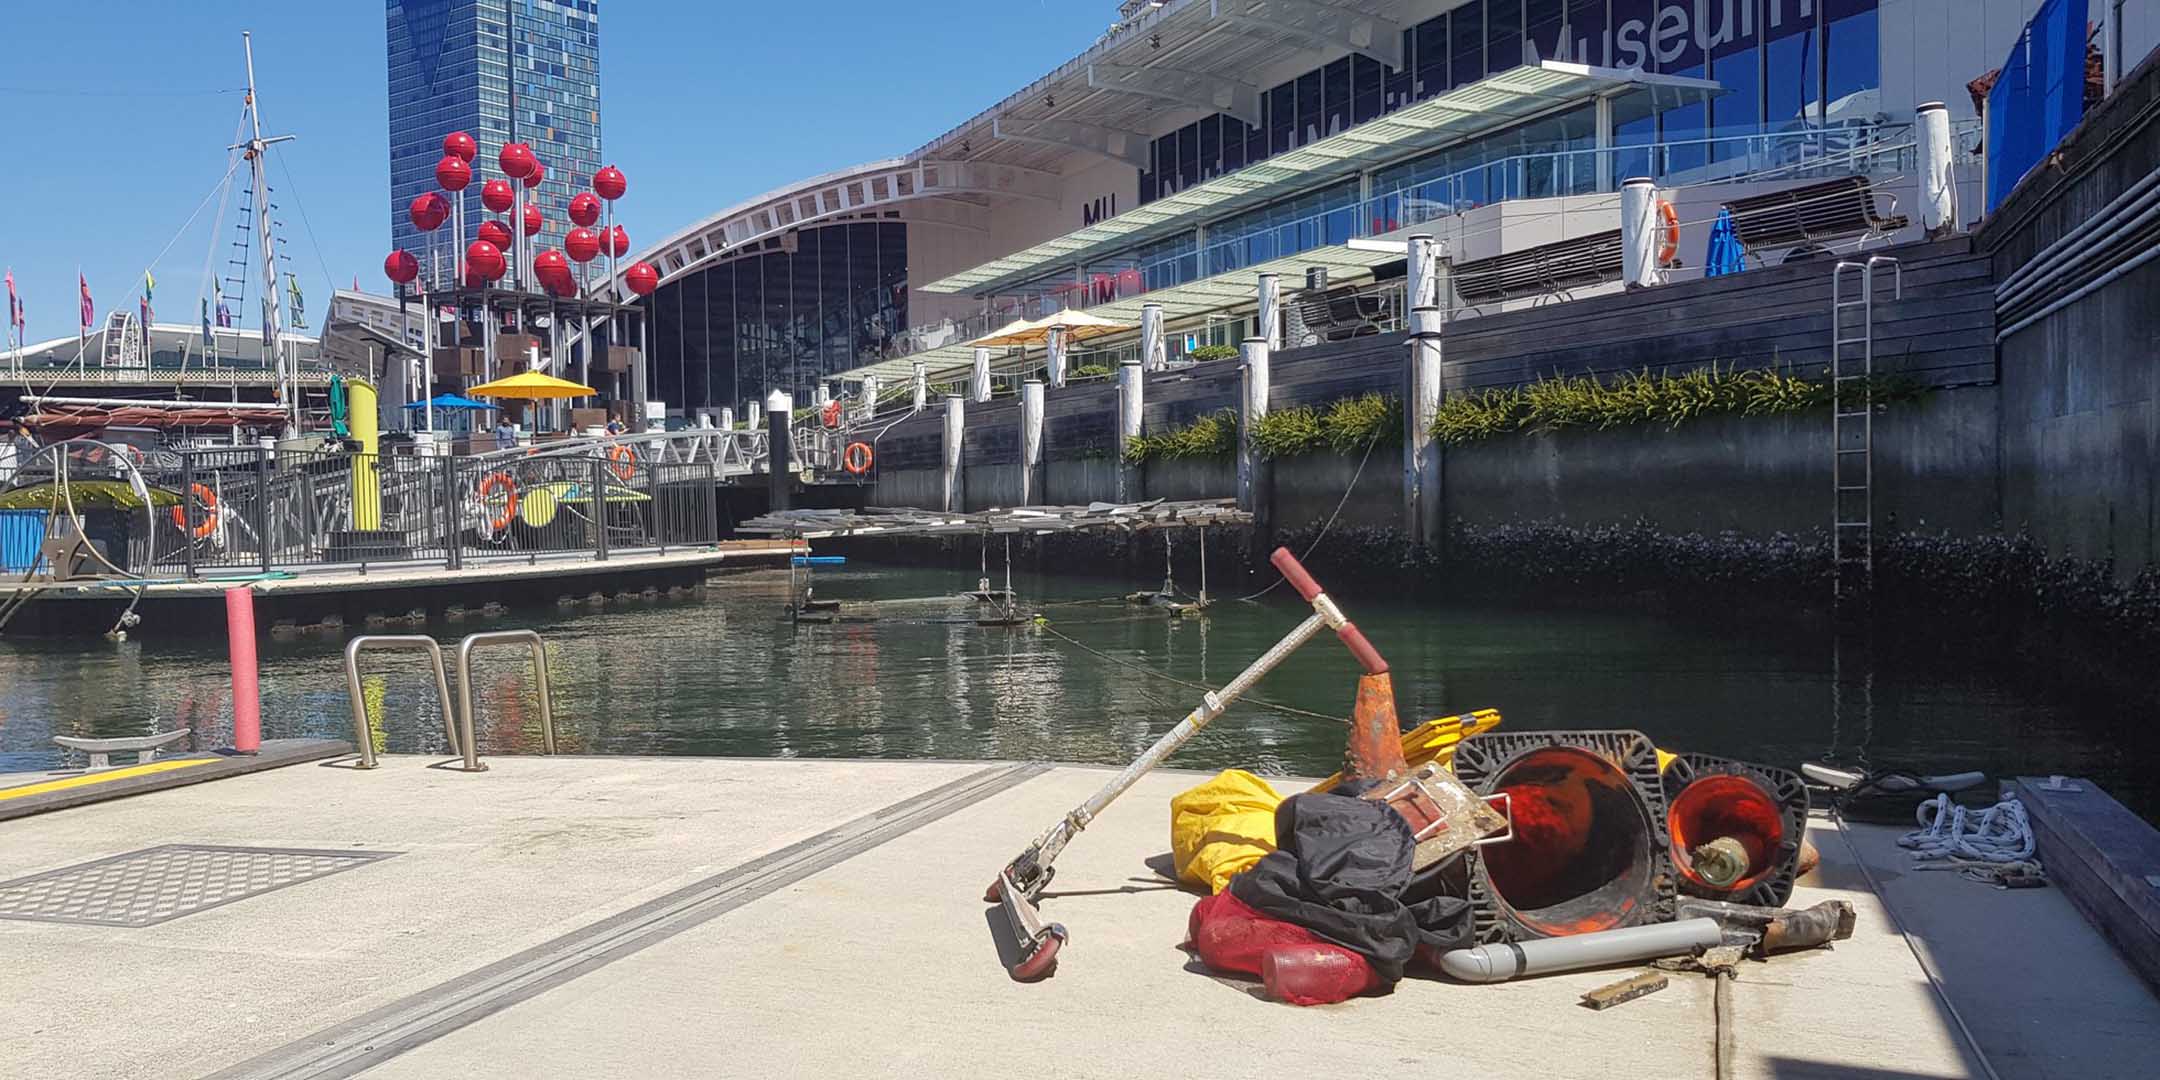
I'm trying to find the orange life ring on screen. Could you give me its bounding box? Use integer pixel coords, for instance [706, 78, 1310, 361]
[1656, 199, 1680, 266]
[820, 400, 843, 429]
[478, 471, 519, 533]
[169, 482, 218, 539]
[606, 444, 637, 482]
[842, 441, 874, 475]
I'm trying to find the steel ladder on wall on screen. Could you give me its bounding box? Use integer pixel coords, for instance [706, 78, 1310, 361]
[1830, 255, 1902, 613]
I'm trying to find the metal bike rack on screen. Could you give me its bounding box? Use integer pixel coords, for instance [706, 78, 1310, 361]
[344, 635, 474, 771]
[454, 630, 557, 757]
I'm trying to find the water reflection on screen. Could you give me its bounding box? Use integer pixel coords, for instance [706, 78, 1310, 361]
[0, 565, 2150, 819]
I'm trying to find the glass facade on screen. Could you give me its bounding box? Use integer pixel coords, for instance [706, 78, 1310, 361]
[1138, 1, 1880, 206]
[644, 222, 907, 415]
[386, 0, 603, 266]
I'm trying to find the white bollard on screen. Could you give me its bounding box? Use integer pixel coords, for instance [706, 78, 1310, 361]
[1019, 379, 1044, 506]
[1117, 359, 1144, 502]
[719, 406, 734, 431]
[1141, 303, 1167, 371]
[1621, 177, 1661, 289]
[1917, 102, 1959, 237]
[942, 395, 965, 512]
[1238, 336, 1270, 517]
[972, 347, 993, 403]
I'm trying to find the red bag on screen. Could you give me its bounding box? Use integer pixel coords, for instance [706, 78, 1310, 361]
[1187, 891, 1379, 1005]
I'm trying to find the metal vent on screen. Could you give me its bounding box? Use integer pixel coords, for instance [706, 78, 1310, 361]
[0, 844, 398, 927]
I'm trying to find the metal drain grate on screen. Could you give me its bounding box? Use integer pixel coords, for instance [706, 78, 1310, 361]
[0, 845, 398, 927]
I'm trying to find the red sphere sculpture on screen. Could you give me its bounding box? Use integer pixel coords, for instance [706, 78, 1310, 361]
[625, 261, 659, 296]
[593, 164, 627, 201]
[498, 142, 536, 180]
[408, 192, 449, 232]
[568, 191, 602, 228]
[523, 159, 547, 189]
[442, 131, 477, 163]
[435, 155, 472, 192]
[476, 219, 513, 251]
[466, 240, 506, 282]
[605, 225, 630, 258]
[565, 226, 601, 263]
[535, 248, 569, 281]
[383, 249, 419, 285]
[481, 178, 515, 214]
[522, 202, 543, 237]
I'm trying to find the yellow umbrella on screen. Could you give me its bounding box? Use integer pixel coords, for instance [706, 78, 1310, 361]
[465, 370, 598, 399]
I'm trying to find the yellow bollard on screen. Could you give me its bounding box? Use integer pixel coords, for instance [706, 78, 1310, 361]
[348, 378, 381, 530]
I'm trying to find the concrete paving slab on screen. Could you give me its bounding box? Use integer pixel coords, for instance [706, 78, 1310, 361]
[1833, 818, 2160, 1079]
[357, 769, 1988, 1080]
[0, 754, 990, 1080]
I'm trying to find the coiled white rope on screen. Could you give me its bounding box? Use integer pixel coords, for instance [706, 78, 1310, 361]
[1898, 793, 2036, 864]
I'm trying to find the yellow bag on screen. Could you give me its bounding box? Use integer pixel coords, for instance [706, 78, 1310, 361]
[1169, 769, 1285, 894]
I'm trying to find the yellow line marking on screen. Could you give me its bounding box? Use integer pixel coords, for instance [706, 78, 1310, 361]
[0, 758, 217, 801]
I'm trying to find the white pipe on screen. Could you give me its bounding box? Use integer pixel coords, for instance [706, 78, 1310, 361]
[1406, 234, 1438, 310]
[1995, 166, 2160, 300]
[1438, 919, 1725, 983]
[1996, 192, 2160, 312]
[941, 394, 965, 512]
[1996, 241, 2160, 343]
[1141, 303, 1166, 370]
[1256, 273, 1281, 350]
[1237, 335, 1269, 515]
[1116, 359, 1143, 503]
[971, 347, 993, 403]
[1045, 326, 1067, 389]
[1019, 379, 1044, 506]
[1917, 103, 1958, 236]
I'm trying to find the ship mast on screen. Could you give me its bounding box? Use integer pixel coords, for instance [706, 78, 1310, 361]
[234, 31, 296, 434]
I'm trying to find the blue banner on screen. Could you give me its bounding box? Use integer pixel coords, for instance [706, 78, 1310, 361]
[1987, 0, 2089, 211]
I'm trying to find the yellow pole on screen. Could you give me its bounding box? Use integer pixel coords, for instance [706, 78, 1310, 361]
[348, 378, 381, 530]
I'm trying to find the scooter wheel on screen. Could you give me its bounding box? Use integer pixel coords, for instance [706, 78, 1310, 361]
[1009, 924, 1067, 983]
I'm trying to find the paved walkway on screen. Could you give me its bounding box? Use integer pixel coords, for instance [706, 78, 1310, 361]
[1, 754, 2153, 1079]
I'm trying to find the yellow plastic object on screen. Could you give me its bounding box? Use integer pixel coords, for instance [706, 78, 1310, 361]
[1169, 769, 1284, 894]
[1311, 708, 1505, 793]
[1656, 747, 1678, 772]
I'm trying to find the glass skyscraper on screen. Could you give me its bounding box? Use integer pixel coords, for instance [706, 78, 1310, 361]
[386, 0, 603, 266]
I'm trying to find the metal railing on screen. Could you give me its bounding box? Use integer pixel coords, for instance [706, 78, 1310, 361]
[344, 635, 467, 771]
[455, 630, 557, 758]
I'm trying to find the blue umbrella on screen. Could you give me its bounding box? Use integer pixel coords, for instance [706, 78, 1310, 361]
[1704, 207, 1745, 278]
[402, 393, 495, 411]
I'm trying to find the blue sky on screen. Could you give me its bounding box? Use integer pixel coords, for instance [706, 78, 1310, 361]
[2, 0, 1106, 346]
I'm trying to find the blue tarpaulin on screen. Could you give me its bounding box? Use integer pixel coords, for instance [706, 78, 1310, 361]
[1986, 0, 2089, 211]
[1704, 208, 1745, 278]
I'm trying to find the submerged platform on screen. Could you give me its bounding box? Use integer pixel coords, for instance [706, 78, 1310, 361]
[1, 540, 802, 636]
[2, 755, 2155, 1080]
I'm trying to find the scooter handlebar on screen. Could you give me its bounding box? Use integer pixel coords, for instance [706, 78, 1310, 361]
[1269, 548, 1389, 675]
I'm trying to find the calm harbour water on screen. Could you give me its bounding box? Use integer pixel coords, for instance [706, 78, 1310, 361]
[2, 565, 2151, 818]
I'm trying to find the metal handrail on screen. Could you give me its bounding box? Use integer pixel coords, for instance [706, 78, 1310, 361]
[344, 635, 472, 771]
[455, 630, 557, 757]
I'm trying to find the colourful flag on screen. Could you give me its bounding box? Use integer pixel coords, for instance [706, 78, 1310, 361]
[5, 267, 21, 342]
[141, 269, 155, 326]
[201, 296, 214, 350]
[78, 272, 93, 331]
[214, 280, 232, 328]
[286, 274, 307, 331]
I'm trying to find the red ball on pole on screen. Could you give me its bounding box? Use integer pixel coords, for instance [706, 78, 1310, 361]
[481, 178, 515, 214]
[442, 130, 477, 163]
[625, 261, 659, 296]
[565, 226, 601, 263]
[435, 155, 472, 192]
[523, 159, 547, 189]
[409, 192, 449, 231]
[535, 248, 569, 282]
[499, 142, 537, 180]
[467, 240, 506, 282]
[383, 249, 419, 285]
[476, 219, 513, 250]
[605, 225, 630, 258]
[593, 164, 627, 201]
[568, 192, 602, 228]
[522, 202, 543, 237]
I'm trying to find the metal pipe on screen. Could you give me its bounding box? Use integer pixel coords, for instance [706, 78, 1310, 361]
[1116, 359, 1143, 502]
[1404, 304, 1444, 546]
[1997, 240, 2160, 343]
[1045, 327, 1067, 389]
[1019, 379, 1044, 506]
[1995, 189, 2160, 313]
[225, 587, 260, 754]
[1256, 273, 1281, 350]
[1237, 335, 1269, 517]
[1140, 303, 1166, 370]
[942, 394, 965, 512]
[455, 629, 556, 757]
[972, 347, 993, 403]
[1621, 177, 1659, 289]
[343, 635, 461, 770]
[1438, 918, 1725, 983]
[1994, 166, 2160, 301]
